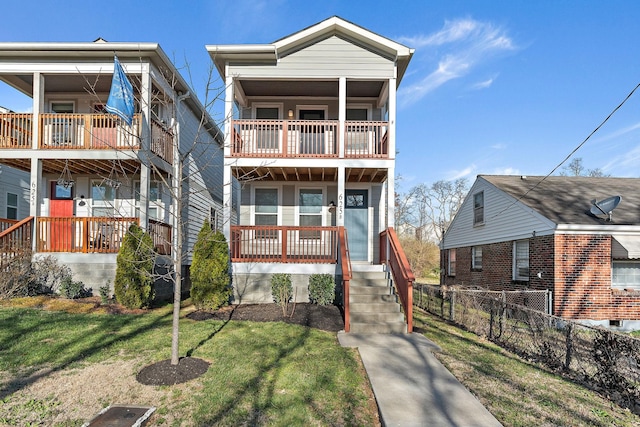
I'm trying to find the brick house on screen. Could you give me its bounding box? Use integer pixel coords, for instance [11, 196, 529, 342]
[441, 175, 640, 331]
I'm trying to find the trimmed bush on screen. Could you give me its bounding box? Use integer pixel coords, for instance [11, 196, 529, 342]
[190, 220, 232, 310]
[271, 273, 293, 316]
[308, 274, 335, 305]
[114, 223, 155, 309]
[59, 277, 88, 299]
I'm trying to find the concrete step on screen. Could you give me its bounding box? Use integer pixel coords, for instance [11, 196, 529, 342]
[350, 285, 393, 296]
[349, 278, 389, 288]
[350, 311, 405, 323]
[349, 321, 407, 334]
[350, 293, 397, 304]
[350, 302, 401, 313]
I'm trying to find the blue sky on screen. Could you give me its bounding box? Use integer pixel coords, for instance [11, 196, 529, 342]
[2, 1, 640, 190]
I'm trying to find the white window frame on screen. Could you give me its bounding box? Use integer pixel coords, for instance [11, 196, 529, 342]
[513, 240, 530, 281]
[91, 179, 116, 217]
[472, 246, 483, 270]
[448, 249, 456, 276]
[473, 191, 484, 225]
[346, 104, 372, 121]
[135, 180, 163, 221]
[612, 260, 640, 291]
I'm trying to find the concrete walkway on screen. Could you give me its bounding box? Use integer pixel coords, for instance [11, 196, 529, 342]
[338, 332, 503, 427]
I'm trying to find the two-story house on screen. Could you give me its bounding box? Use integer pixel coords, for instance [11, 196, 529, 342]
[0, 40, 224, 293]
[208, 17, 416, 332]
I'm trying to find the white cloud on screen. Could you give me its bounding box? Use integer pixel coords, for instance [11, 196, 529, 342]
[489, 167, 520, 175]
[472, 77, 496, 90]
[601, 144, 640, 174]
[491, 143, 507, 150]
[398, 18, 516, 107]
[446, 164, 476, 180]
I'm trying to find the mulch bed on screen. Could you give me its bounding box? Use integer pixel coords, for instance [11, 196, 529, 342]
[186, 302, 345, 332]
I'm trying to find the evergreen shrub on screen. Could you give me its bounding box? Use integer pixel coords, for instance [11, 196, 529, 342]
[114, 223, 155, 309]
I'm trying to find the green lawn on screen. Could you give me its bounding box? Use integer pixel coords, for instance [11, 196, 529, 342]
[414, 309, 640, 427]
[0, 298, 377, 426]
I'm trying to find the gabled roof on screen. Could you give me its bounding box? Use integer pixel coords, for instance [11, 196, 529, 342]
[482, 175, 640, 226]
[207, 16, 414, 83]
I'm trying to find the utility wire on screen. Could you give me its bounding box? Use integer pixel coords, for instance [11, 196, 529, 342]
[490, 81, 640, 220]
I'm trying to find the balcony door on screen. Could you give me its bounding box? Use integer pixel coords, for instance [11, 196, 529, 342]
[254, 106, 280, 153]
[298, 108, 326, 154]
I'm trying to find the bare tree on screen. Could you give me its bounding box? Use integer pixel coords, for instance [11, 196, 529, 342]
[560, 157, 610, 177]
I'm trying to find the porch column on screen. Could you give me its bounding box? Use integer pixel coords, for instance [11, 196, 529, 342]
[388, 77, 396, 160]
[32, 73, 44, 150]
[138, 64, 152, 230]
[337, 166, 345, 227]
[387, 167, 395, 229]
[29, 158, 42, 251]
[222, 71, 234, 242]
[338, 77, 346, 158]
[30, 73, 44, 251]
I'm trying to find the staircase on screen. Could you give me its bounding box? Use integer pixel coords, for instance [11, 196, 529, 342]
[348, 266, 407, 334]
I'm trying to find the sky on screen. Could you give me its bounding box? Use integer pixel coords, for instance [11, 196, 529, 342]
[1, 1, 640, 191]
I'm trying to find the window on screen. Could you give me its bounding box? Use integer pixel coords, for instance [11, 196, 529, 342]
[513, 240, 529, 281]
[91, 180, 116, 217]
[472, 246, 483, 270]
[473, 192, 484, 225]
[612, 261, 640, 291]
[210, 207, 221, 232]
[6, 192, 18, 220]
[346, 108, 368, 120]
[299, 189, 322, 238]
[51, 182, 73, 200]
[135, 181, 162, 220]
[255, 188, 278, 238]
[448, 249, 456, 276]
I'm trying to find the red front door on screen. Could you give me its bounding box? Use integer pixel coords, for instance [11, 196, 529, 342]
[50, 182, 74, 251]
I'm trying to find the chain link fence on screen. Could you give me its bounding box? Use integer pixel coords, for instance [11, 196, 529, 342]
[415, 284, 640, 414]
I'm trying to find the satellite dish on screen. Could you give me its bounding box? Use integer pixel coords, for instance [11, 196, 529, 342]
[590, 195, 622, 221]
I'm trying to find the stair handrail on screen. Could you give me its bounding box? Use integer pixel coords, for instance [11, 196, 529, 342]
[339, 226, 352, 332]
[380, 227, 415, 332]
[0, 216, 34, 269]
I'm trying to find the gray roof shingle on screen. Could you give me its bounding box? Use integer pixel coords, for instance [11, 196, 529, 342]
[481, 175, 640, 225]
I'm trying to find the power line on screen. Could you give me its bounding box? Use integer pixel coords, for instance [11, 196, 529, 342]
[490, 81, 640, 220]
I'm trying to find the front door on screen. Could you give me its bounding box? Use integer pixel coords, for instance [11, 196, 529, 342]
[50, 182, 74, 251]
[344, 189, 368, 261]
[299, 109, 325, 154]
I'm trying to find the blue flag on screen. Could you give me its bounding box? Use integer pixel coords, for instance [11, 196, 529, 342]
[105, 55, 134, 126]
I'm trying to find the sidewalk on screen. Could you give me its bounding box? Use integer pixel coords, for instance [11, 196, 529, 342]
[338, 332, 503, 427]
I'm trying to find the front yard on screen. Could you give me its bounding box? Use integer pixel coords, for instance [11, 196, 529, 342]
[0, 297, 377, 426]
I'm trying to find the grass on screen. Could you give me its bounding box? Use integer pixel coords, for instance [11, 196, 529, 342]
[414, 308, 640, 427]
[0, 298, 377, 426]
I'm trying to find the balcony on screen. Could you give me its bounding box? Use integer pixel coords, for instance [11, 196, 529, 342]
[231, 119, 388, 159]
[0, 113, 174, 163]
[35, 217, 171, 255]
[231, 225, 338, 263]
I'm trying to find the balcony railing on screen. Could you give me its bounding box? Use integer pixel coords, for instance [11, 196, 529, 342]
[0, 114, 32, 148]
[230, 225, 338, 263]
[231, 119, 388, 159]
[149, 219, 172, 256]
[0, 216, 33, 269]
[151, 119, 174, 163]
[40, 113, 142, 150]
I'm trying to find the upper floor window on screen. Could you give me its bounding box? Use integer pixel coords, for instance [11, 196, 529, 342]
[513, 240, 529, 281]
[448, 249, 456, 276]
[473, 192, 484, 225]
[472, 246, 482, 270]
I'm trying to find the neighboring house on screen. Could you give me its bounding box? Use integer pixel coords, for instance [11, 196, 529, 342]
[0, 41, 224, 292]
[206, 16, 415, 331]
[441, 174, 640, 331]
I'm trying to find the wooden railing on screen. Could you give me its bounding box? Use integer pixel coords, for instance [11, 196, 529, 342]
[0, 218, 19, 233]
[0, 216, 33, 269]
[231, 119, 390, 159]
[149, 219, 172, 255]
[39, 113, 142, 150]
[339, 226, 352, 332]
[380, 227, 415, 332]
[0, 114, 32, 148]
[36, 217, 139, 254]
[230, 225, 338, 263]
[344, 121, 388, 157]
[151, 119, 174, 163]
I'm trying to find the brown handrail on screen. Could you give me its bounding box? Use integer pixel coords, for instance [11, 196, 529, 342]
[339, 226, 352, 332]
[0, 216, 33, 269]
[230, 225, 338, 263]
[380, 227, 415, 332]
